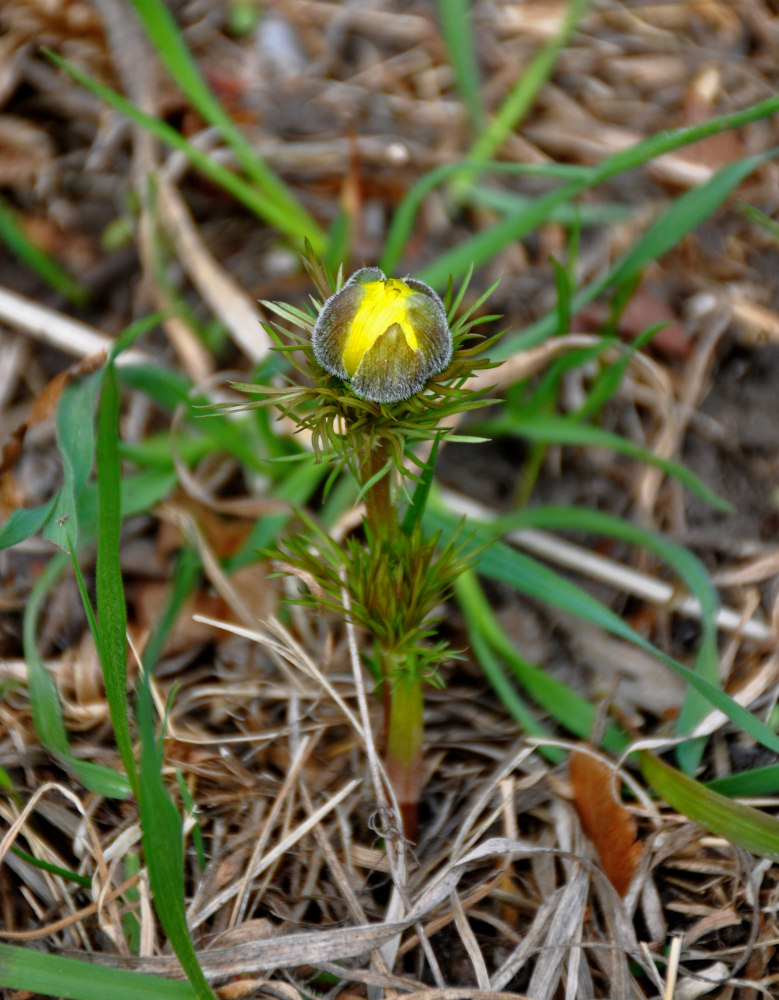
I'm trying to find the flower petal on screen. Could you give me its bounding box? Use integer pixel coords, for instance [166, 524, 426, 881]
[351, 323, 425, 403]
[311, 268, 387, 379]
[404, 279, 452, 377]
[311, 283, 363, 379]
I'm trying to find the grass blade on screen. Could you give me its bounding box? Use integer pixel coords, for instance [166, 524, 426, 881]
[381, 160, 586, 276]
[96, 359, 214, 996]
[43, 372, 102, 551]
[0, 196, 90, 306]
[22, 553, 131, 799]
[44, 50, 321, 249]
[95, 360, 138, 796]
[0, 941, 197, 1000]
[420, 100, 779, 291]
[426, 504, 779, 758]
[640, 751, 779, 860]
[467, 0, 588, 165]
[455, 569, 626, 755]
[0, 497, 57, 550]
[127, 0, 322, 249]
[493, 143, 779, 359]
[478, 414, 731, 512]
[438, 0, 484, 132]
[136, 668, 216, 999]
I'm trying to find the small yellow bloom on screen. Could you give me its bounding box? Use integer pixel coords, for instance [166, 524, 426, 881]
[312, 267, 452, 403]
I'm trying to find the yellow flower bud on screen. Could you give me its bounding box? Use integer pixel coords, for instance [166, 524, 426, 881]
[312, 267, 452, 403]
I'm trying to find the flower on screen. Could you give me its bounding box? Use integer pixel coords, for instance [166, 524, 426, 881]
[311, 267, 452, 404]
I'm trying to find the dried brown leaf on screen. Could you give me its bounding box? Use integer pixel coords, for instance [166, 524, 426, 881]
[569, 747, 643, 897]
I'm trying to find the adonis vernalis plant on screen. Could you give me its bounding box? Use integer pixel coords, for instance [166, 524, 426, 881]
[230, 253, 500, 838]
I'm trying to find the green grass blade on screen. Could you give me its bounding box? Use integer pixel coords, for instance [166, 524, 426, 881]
[467, 0, 587, 164]
[438, 0, 484, 132]
[0, 941, 197, 1000]
[95, 360, 139, 796]
[96, 362, 214, 996]
[0, 496, 57, 550]
[455, 569, 626, 755]
[127, 0, 322, 249]
[479, 413, 731, 512]
[43, 372, 102, 551]
[741, 201, 779, 243]
[381, 160, 586, 276]
[707, 765, 779, 798]
[22, 552, 131, 798]
[493, 143, 779, 359]
[640, 751, 779, 860]
[8, 844, 92, 888]
[0, 196, 90, 306]
[117, 364, 265, 473]
[605, 146, 779, 293]
[421, 99, 779, 291]
[44, 50, 321, 249]
[401, 435, 442, 535]
[426, 503, 779, 757]
[507, 504, 720, 772]
[141, 544, 202, 674]
[136, 669, 216, 999]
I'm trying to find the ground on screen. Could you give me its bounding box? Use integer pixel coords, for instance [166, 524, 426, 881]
[0, 1, 778, 999]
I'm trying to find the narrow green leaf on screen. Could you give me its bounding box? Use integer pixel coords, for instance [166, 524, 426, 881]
[707, 765, 779, 798]
[640, 751, 779, 860]
[380, 160, 586, 276]
[95, 360, 138, 796]
[479, 413, 731, 512]
[43, 372, 102, 550]
[426, 505, 779, 757]
[607, 149, 778, 292]
[0, 941, 197, 1000]
[141, 545, 202, 673]
[22, 553, 131, 799]
[438, 0, 484, 132]
[467, 0, 587, 163]
[0, 196, 90, 306]
[493, 141, 779, 358]
[455, 569, 626, 755]
[422, 108, 779, 292]
[127, 0, 321, 248]
[503, 503, 720, 772]
[402, 435, 441, 535]
[0, 496, 57, 550]
[44, 50, 321, 248]
[9, 844, 92, 888]
[136, 670, 216, 999]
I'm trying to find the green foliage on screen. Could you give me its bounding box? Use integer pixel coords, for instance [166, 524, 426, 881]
[0, 196, 90, 306]
[8, 11, 779, 990]
[279, 515, 473, 682]
[0, 942, 199, 1000]
[44, 49, 323, 251]
[641, 752, 779, 861]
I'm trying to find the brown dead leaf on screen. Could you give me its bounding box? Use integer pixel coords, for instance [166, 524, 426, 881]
[569, 747, 643, 897]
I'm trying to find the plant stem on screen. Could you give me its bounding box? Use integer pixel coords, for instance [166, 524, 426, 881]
[358, 436, 424, 841]
[361, 436, 392, 539]
[384, 667, 424, 843]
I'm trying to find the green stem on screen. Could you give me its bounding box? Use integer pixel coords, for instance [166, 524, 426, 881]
[358, 436, 424, 840]
[384, 667, 424, 843]
[361, 436, 393, 539]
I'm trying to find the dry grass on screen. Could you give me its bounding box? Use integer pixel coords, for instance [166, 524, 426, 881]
[1, 1, 779, 997]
